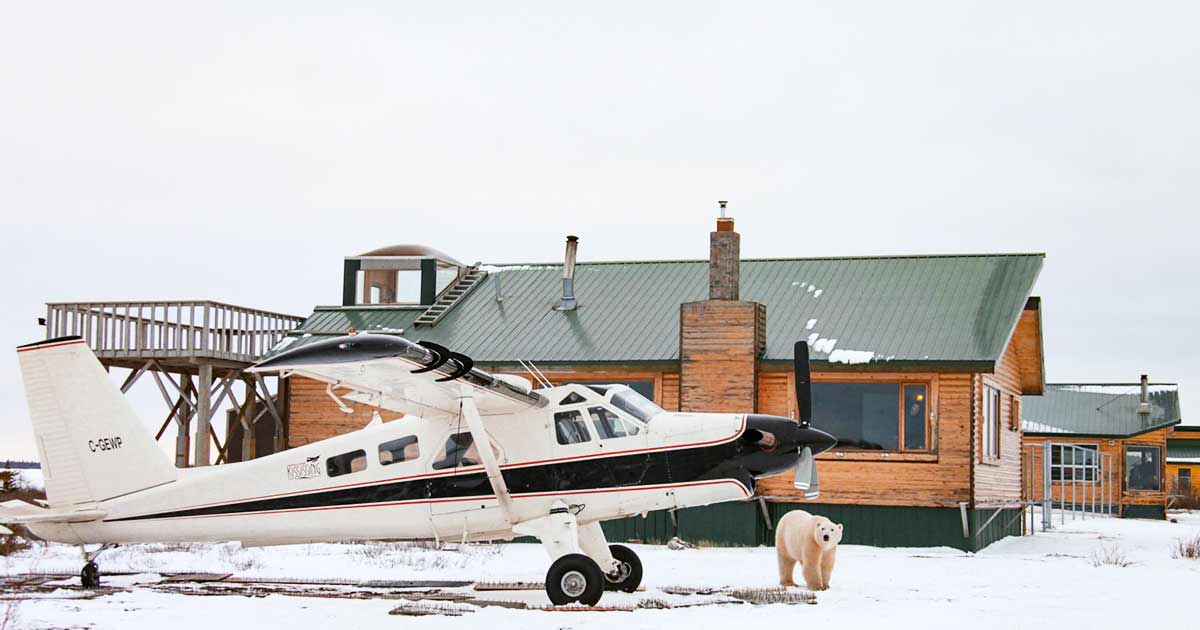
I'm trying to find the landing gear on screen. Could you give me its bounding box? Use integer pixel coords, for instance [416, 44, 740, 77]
[80, 561, 100, 589]
[78, 543, 116, 589]
[602, 544, 642, 592]
[513, 501, 643, 606]
[545, 553, 605, 606]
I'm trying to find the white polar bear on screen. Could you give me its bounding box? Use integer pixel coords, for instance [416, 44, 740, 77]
[774, 510, 843, 590]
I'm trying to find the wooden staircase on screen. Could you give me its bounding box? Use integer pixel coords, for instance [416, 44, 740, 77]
[413, 265, 486, 326]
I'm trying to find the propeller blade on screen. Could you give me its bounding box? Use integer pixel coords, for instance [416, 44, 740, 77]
[793, 446, 814, 490]
[805, 459, 820, 500]
[794, 341, 812, 427]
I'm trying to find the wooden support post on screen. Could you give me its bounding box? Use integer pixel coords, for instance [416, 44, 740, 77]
[194, 365, 213, 466]
[242, 378, 257, 462]
[174, 376, 194, 468]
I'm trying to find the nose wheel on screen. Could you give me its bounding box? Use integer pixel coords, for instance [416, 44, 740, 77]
[602, 544, 643, 592]
[80, 561, 100, 589]
[545, 553, 605, 606]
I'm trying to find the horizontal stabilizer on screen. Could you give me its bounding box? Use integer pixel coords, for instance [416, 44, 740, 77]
[0, 499, 106, 524]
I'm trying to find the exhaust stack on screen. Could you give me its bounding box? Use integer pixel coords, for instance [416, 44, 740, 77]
[555, 235, 579, 311]
[1137, 374, 1152, 415]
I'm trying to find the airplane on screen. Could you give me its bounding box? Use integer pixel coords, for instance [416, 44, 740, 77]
[1, 334, 836, 606]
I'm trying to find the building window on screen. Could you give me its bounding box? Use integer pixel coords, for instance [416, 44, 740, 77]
[1180, 468, 1192, 493]
[983, 386, 1001, 460]
[588, 406, 640, 439]
[554, 410, 592, 445]
[1051, 444, 1098, 481]
[1010, 395, 1021, 431]
[1126, 445, 1161, 491]
[326, 449, 367, 477]
[378, 436, 419, 466]
[812, 382, 929, 451]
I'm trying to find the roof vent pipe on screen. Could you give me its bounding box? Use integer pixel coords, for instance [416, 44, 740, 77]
[1137, 374, 1152, 415]
[555, 235, 579, 311]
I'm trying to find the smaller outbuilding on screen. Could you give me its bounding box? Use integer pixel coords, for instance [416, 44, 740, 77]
[1022, 380, 1182, 519]
[1167, 424, 1200, 507]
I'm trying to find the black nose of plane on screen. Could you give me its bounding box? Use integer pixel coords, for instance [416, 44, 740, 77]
[737, 415, 837, 479]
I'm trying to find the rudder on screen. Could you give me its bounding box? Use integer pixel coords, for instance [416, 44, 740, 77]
[16, 336, 176, 507]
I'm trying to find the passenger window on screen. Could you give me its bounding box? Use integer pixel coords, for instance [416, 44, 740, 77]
[326, 449, 367, 477]
[555, 410, 591, 445]
[432, 432, 498, 470]
[378, 436, 420, 466]
[589, 406, 639, 439]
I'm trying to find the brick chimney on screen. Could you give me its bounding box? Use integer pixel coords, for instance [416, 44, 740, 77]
[709, 202, 739, 300]
[678, 205, 766, 413]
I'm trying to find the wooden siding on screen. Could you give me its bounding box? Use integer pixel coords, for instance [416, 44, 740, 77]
[679, 301, 764, 413]
[287, 376, 403, 448]
[973, 339, 1026, 505]
[1021, 428, 1172, 516]
[1011, 305, 1044, 395]
[757, 370, 974, 508]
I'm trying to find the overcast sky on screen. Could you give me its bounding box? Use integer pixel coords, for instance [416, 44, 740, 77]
[2, 2, 1197, 460]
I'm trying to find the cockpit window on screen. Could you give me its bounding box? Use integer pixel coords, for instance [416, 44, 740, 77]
[589, 406, 640, 439]
[585, 385, 613, 396]
[559, 392, 587, 405]
[554, 410, 592, 445]
[610, 387, 664, 422]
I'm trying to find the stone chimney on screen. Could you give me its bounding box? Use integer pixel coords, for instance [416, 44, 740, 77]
[678, 204, 766, 414]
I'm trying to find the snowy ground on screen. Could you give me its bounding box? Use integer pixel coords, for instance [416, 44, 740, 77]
[3, 509, 1199, 630]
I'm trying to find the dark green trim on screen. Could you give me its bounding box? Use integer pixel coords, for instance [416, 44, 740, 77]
[420, 259, 436, 306]
[599, 503, 1019, 552]
[1121, 504, 1165, 520]
[342, 259, 361, 307]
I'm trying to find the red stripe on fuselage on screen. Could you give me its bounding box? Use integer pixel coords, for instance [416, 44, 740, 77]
[16, 340, 87, 353]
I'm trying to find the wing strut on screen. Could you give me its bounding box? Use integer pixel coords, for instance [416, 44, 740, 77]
[458, 385, 515, 526]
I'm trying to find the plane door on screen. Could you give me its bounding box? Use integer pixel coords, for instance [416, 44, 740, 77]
[427, 431, 509, 540]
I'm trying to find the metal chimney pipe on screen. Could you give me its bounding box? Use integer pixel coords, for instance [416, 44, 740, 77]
[556, 235, 579, 311]
[1137, 374, 1152, 415]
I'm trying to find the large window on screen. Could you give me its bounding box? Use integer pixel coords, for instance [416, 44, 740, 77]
[588, 406, 640, 439]
[1051, 444, 1098, 481]
[1180, 468, 1192, 493]
[1126, 445, 1161, 491]
[983, 386, 1001, 460]
[554, 410, 592, 445]
[812, 382, 928, 451]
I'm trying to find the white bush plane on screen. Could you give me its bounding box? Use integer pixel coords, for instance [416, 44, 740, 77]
[2, 334, 835, 605]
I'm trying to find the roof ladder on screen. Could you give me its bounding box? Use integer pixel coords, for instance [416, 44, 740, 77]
[413, 264, 486, 327]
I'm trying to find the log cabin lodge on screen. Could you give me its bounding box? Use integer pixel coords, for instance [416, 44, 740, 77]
[1167, 424, 1200, 505]
[235, 215, 1056, 551]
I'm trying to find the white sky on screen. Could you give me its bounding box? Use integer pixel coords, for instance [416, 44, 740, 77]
[1, 2, 1197, 460]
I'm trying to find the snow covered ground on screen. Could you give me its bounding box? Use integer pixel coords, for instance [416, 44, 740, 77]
[3, 510, 1199, 630]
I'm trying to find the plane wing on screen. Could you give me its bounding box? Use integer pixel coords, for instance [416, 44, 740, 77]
[247, 334, 548, 418]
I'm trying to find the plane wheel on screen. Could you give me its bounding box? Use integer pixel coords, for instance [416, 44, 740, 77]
[545, 553, 604, 606]
[80, 561, 100, 589]
[603, 544, 643, 592]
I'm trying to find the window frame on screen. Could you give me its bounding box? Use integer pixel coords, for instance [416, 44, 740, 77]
[1050, 444, 1100, 482]
[983, 385, 1001, 461]
[797, 374, 936, 456]
[1178, 468, 1192, 493]
[1125, 444, 1162, 492]
[587, 405, 641, 440]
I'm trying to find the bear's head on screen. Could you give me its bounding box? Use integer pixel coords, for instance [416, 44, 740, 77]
[811, 516, 843, 550]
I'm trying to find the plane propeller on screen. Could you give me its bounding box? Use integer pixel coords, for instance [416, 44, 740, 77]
[792, 341, 826, 499]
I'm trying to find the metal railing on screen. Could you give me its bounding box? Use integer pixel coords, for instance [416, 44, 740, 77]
[1024, 440, 1116, 533]
[45, 301, 305, 362]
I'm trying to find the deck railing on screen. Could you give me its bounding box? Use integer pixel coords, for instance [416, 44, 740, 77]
[45, 301, 305, 362]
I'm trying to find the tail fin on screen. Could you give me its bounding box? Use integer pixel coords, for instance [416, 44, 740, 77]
[16, 337, 176, 507]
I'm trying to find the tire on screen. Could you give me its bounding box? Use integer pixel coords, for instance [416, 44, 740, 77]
[545, 553, 605, 606]
[603, 544, 643, 592]
[81, 561, 100, 589]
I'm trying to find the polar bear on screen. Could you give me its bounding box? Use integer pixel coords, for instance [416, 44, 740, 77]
[774, 510, 842, 590]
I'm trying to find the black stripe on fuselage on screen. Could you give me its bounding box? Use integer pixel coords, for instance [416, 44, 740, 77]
[106, 441, 758, 523]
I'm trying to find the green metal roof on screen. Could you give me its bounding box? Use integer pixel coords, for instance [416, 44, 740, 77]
[1022, 384, 1183, 437]
[272, 253, 1043, 367]
[1168, 439, 1200, 462]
